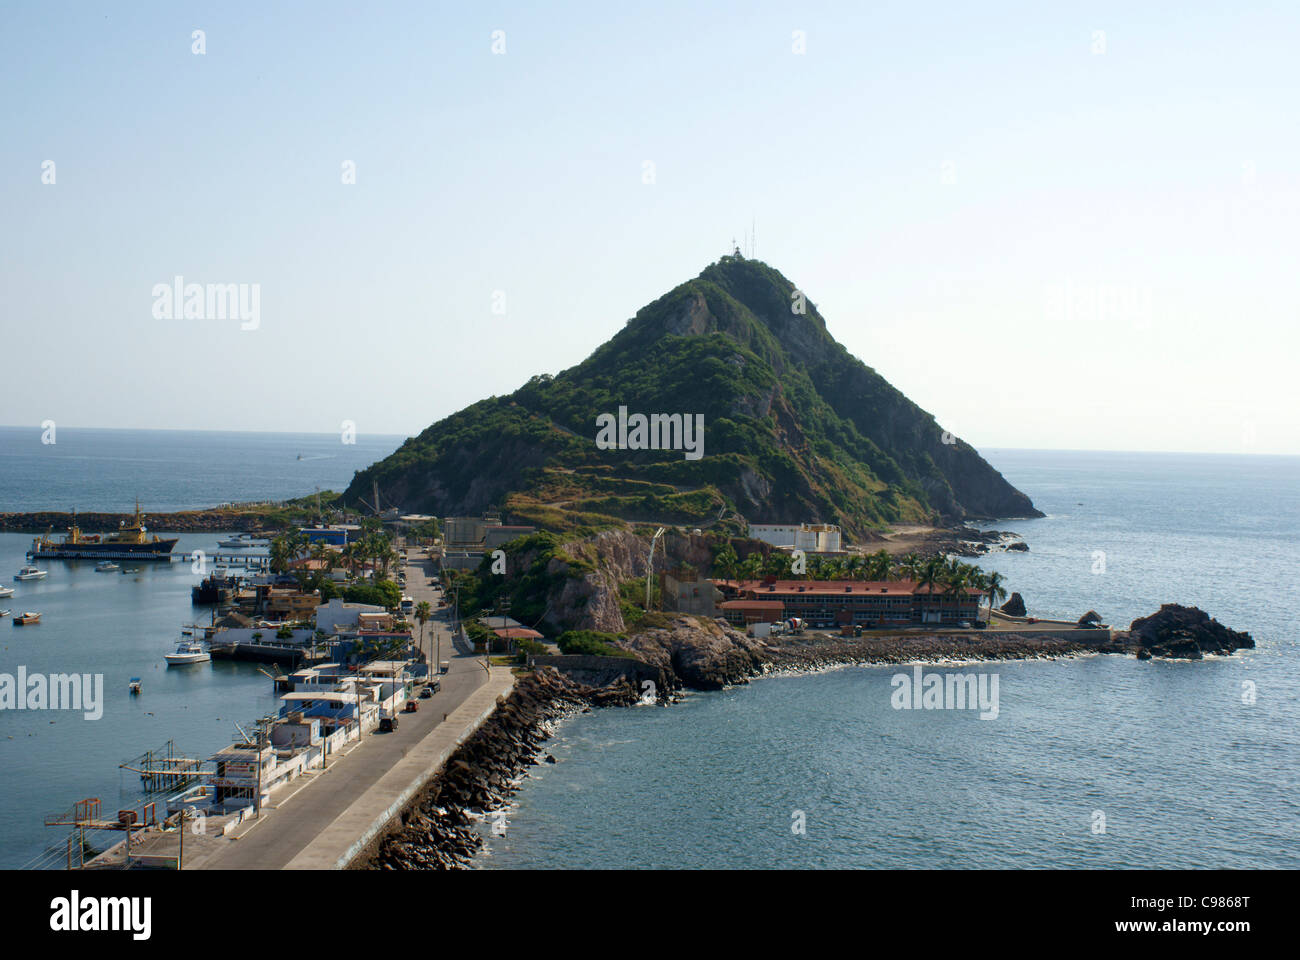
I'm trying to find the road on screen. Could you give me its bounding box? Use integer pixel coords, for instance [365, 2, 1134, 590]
[194, 546, 495, 869]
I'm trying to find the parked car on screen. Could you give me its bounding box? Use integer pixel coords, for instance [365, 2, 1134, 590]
[959, 621, 971, 629]
[404, 700, 419, 713]
[419, 686, 433, 699]
[427, 677, 441, 692]
[379, 716, 399, 732]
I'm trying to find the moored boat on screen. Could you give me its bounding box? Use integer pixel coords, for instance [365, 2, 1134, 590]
[29, 501, 177, 561]
[14, 612, 41, 625]
[95, 561, 121, 572]
[129, 677, 142, 694]
[164, 640, 211, 665]
[0, 585, 13, 598]
[217, 533, 269, 549]
[14, 566, 47, 581]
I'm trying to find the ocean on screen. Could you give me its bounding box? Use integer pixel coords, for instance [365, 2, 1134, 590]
[477, 450, 1300, 869]
[0, 426, 404, 513]
[0, 427, 403, 869]
[0, 436, 1296, 870]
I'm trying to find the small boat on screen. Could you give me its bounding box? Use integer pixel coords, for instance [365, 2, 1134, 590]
[0, 609, 10, 618]
[14, 566, 47, 581]
[0, 586, 13, 598]
[217, 533, 269, 549]
[14, 612, 41, 625]
[164, 640, 211, 665]
[128, 678, 142, 695]
[121, 566, 141, 574]
[95, 561, 120, 572]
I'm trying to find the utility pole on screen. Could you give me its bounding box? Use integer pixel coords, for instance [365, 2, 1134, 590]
[646, 527, 666, 610]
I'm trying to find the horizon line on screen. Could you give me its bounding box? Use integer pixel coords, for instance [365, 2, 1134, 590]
[0, 424, 1295, 459]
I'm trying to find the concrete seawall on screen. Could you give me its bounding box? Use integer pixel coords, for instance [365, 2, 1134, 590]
[285, 667, 516, 870]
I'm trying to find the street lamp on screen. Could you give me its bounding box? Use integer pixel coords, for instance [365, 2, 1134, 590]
[646, 527, 666, 611]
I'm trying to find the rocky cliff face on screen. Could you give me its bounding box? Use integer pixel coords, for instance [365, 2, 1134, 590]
[616, 615, 767, 690]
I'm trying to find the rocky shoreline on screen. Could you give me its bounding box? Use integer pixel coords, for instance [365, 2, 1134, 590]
[0, 508, 289, 535]
[361, 669, 639, 870]
[359, 604, 1253, 870]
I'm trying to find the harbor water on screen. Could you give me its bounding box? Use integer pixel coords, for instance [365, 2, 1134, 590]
[478, 450, 1300, 869]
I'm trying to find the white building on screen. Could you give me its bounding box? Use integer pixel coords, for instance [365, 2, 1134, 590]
[314, 597, 387, 635]
[748, 522, 842, 553]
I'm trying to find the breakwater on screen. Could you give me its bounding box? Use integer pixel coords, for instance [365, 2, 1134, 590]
[361, 669, 639, 869]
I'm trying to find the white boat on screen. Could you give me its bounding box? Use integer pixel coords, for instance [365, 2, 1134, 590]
[164, 640, 211, 665]
[95, 561, 120, 572]
[14, 566, 47, 581]
[217, 533, 269, 548]
[0, 609, 10, 618]
[0, 586, 13, 598]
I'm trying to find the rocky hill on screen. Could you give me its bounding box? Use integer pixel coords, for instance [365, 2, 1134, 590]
[344, 256, 1041, 538]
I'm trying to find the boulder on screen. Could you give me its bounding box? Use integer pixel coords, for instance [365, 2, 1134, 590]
[1077, 610, 1103, 626]
[1123, 604, 1254, 660]
[1000, 592, 1027, 617]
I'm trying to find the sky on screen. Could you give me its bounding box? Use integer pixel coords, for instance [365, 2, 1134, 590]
[2, 1, 1297, 455]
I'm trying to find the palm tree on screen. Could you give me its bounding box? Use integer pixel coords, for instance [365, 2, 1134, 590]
[984, 570, 1006, 622]
[713, 543, 740, 582]
[897, 552, 922, 582]
[867, 549, 893, 581]
[944, 563, 971, 621]
[918, 556, 944, 595]
[740, 552, 764, 581]
[415, 600, 432, 669]
[269, 536, 292, 574]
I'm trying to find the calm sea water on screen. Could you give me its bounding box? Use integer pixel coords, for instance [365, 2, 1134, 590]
[480, 450, 1300, 869]
[0, 427, 402, 869]
[0, 426, 403, 512]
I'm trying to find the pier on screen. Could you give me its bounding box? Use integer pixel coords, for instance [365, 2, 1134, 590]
[120, 740, 207, 793]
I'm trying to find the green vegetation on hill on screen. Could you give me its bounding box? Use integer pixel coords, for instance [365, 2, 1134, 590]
[344, 256, 1041, 536]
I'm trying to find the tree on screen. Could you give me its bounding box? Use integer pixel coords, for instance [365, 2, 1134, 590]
[713, 543, 740, 582]
[866, 549, 893, 581]
[269, 537, 292, 574]
[984, 570, 1006, 621]
[415, 600, 432, 668]
[897, 552, 922, 582]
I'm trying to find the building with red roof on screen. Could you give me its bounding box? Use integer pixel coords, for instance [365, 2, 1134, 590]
[713, 578, 985, 628]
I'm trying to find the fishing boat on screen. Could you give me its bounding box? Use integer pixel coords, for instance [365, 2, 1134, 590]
[128, 678, 142, 695]
[29, 501, 177, 561]
[95, 561, 121, 572]
[14, 566, 47, 581]
[14, 612, 41, 625]
[164, 639, 211, 665]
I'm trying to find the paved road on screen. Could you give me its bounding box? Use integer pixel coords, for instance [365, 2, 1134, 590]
[195, 547, 492, 870]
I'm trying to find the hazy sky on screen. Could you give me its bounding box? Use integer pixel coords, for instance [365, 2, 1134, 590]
[3, 2, 1297, 455]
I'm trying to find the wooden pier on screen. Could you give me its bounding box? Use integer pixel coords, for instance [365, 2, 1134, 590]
[120, 740, 208, 793]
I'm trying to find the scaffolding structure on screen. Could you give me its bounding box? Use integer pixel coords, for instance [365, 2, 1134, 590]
[44, 797, 158, 869]
[120, 739, 207, 793]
